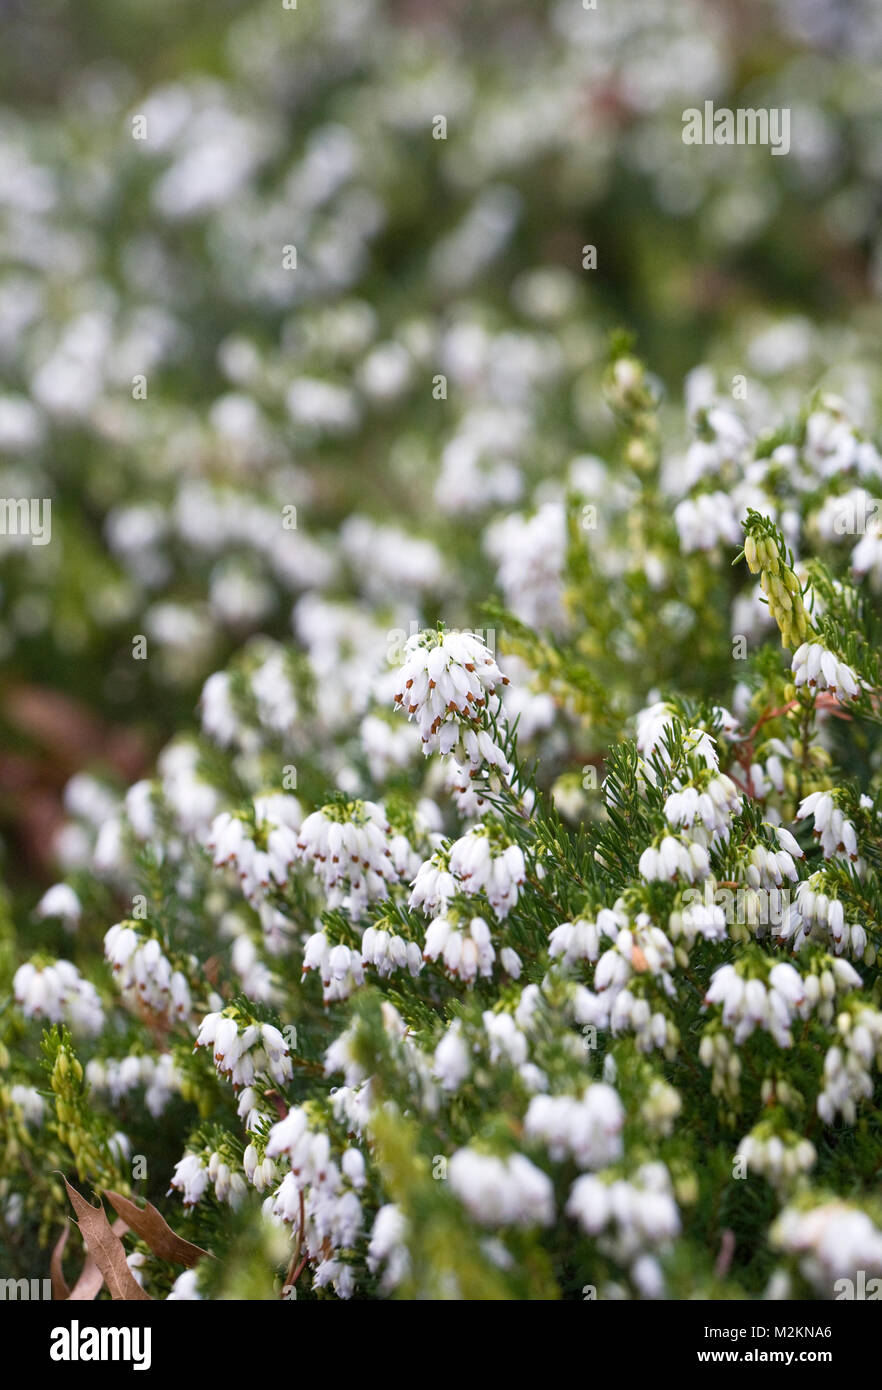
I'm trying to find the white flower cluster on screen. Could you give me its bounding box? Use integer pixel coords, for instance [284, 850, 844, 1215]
[573, 914, 679, 1054]
[13, 959, 104, 1036]
[549, 907, 627, 965]
[638, 835, 710, 883]
[447, 1149, 554, 1228]
[410, 825, 527, 921]
[635, 702, 721, 769]
[171, 1150, 247, 1209]
[803, 408, 882, 480]
[524, 1084, 624, 1169]
[423, 913, 497, 983]
[195, 1013, 292, 1088]
[817, 1008, 882, 1124]
[359, 712, 421, 783]
[9, 1085, 44, 1128]
[167, 1270, 202, 1301]
[104, 924, 191, 1025]
[791, 642, 860, 699]
[566, 1163, 681, 1267]
[242, 1143, 279, 1194]
[448, 827, 527, 918]
[295, 800, 400, 921]
[771, 1201, 882, 1292]
[797, 792, 859, 861]
[169, 1153, 210, 1208]
[85, 1053, 181, 1117]
[704, 961, 809, 1046]
[484, 503, 567, 634]
[736, 1128, 816, 1188]
[483, 1010, 530, 1068]
[664, 773, 742, 837]
[302, 932, 365, 1005]
[610, 990, 679, 1055]
[747, 828, 803, 886]
[697, 1028, 742, 1101]
[432, 1009, 536, 1093]
[851, 517, 882, 587]
[392, 629, 511, 774]
[266, 1107, 365, 1300]
[670, 898, 728, 945]
[433, 1021, 471, 1091]
[674, 491, 743, 553]
[780, 876, 868, 958]
[360, 925, 422, 979]
[367, 1204, 410, 1293]
[206, 793, 302, 904]
[34, 883, 82, 929]
[643, 1079, 682, 1137]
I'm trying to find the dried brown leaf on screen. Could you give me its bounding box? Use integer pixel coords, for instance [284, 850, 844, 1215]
[61, 1177, 151, 1301]
[66, 1218, 129, 1301]
[50, 1224, 71, 1299]
[103, 1190, 212, 1269]
[67, 1256, 104, 1301]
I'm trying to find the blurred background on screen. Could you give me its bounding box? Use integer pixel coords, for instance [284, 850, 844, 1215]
[0, 0, 880, 894]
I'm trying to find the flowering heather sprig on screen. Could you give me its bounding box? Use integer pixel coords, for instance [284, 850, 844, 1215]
[448, 1149, 555, 1227]
[422, 912, 496, 983]
[817, 1005, 882, 1124]
[638, 834, 710, 883]
[664, 773, 742, 837]
[206, 793, 302, 904]
[104, 923, 192, 1026]
[295, 799, 400, 921]
[13, 959, 103, 1036]
[792, 642, 861, 699]
[524, 1084, 624, 1169]
[447, 822, 527, 919]
[85, 1052, 182, 1117]
[797, 793, 859, 860]
[566, 1163, 681, 1267]
[195, 1011, 293, 1089]
[771, 1202, 882, 1293]
[360, 925, 423, 980]
[264, 1105, 365, 1300]
[393, 629, 511, 775]
[301, 932, 366, 1004]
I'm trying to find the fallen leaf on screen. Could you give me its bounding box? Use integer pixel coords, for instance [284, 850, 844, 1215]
[67, 1219, 129, 1301]
[103, 1190, 212, 1269]
[67, 1256, 104, 1301]
[61, 1177, 151, 1301]
[50, 1224, 70, 1299]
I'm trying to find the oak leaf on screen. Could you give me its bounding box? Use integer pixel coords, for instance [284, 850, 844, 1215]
[61, 1177, 151, 1301]
[103, 1190, 213, 1269]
